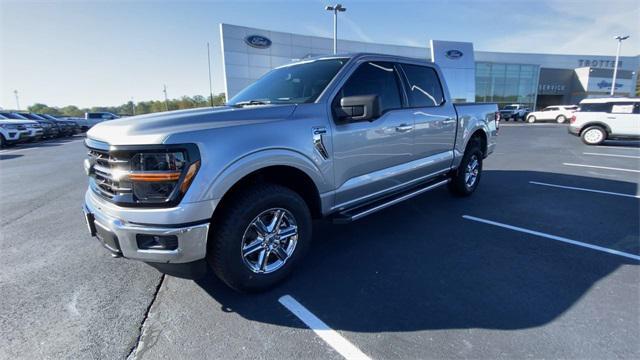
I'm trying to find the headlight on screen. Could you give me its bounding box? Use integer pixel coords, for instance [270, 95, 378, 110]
[86, 143, 200, 206]
[128, 152, 197, 203]
[0, 124, 18, 129]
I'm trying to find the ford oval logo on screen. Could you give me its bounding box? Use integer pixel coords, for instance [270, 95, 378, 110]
[445, 49, 463, 59]
[245, 35, 272, 49]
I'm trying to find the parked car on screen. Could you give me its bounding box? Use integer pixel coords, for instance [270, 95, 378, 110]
[37, 114, 79, 137]
[499, 104, 529, 121]
[569, 97, 640, 145]
[526, 105, 578, 124]
[83, 112, 119, 131]
[17, 113, 60, 138]
[0, 112, 43, 141]
[82, 53, 498, 292]
[0, 115, 31, 147]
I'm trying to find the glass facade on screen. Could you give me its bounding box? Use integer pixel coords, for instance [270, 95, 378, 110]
[475, 62, 540, 109]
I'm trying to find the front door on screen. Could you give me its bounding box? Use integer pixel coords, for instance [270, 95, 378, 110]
[331, 61, 415, 209]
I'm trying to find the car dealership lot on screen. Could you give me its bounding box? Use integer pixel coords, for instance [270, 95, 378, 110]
[1, 126, 638, 359]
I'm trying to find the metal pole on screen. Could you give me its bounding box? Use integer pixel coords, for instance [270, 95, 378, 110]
[14, 90, 20, 110]
[131, 97, 136, 116]
[611, 40, 622, 96]
[163, 84, 169, 111]
[207, 42, 214, 107]
[333, 8, 337, 54]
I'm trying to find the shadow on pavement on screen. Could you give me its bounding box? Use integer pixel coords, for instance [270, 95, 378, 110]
[0, 154, 24, 160]
[185, 170, 638, 332]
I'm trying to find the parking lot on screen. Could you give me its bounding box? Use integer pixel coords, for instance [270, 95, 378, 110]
[1, 124, 638, 359]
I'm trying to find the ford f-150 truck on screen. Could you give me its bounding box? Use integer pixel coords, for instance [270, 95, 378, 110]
[83, 53, 498, 292]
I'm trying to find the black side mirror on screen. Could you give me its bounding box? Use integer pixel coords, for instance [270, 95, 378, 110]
[337, 95, 381, 121]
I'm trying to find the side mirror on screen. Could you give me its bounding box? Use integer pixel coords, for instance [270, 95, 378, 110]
[337, 95, 381, 121]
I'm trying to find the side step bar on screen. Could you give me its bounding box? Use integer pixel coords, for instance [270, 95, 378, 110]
[332, 178, 450, 223]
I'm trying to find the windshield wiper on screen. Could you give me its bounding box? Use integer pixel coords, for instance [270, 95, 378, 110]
[230, 99, 271, 107]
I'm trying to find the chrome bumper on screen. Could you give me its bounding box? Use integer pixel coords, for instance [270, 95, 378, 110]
[83, 190, 212, 263]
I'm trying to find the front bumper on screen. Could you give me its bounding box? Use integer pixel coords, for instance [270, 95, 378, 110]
[83, 190, 214, 263]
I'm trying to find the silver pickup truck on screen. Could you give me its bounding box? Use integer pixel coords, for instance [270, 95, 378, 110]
[83, 53, 498, 292]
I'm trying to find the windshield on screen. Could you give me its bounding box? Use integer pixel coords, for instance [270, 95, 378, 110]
[227, 58, 348, 106]
[0, 112, 28, 120]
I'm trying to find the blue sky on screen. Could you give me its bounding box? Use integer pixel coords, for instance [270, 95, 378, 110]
[1, 0, 638, 108]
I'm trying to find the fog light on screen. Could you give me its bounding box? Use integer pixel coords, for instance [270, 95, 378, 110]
[136, 234, 178, 250]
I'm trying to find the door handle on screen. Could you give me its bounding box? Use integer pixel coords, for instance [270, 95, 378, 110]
[395, 124, 413, 132]
[607, 116, 616, 119]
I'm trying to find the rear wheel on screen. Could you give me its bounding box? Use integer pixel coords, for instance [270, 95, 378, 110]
[556, 115, 566, 124]
[449, 138, 483, 196]
[581, 126, 606, 145]
[207, 183, 312, 292]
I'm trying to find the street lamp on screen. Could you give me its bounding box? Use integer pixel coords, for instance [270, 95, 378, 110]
[611, 35, 629, 96]
[325, 4, 346, 54]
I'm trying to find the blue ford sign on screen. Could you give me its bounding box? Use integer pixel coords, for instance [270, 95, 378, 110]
[245, 35, 272, 49]
[445, 49, 463, 59]
[596, 80, 623, 90]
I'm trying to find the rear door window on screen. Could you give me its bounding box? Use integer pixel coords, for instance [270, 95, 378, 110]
[400, 64, 444, 107]
[610, 103, 636, 114]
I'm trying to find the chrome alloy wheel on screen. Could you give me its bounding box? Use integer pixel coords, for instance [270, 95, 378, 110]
[241, 208, 298, 274]
[465, 154, 480, 188]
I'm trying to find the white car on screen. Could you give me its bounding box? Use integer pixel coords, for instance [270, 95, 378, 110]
[526, 105, 578, 124]
[568, 97, 640, 145]
[0, 116, 31, 147]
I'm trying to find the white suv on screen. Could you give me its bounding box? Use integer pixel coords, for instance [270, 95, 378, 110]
[0, 116, 30, 147]
[568, 97, 640, 145]
[527, 105, 578, 124]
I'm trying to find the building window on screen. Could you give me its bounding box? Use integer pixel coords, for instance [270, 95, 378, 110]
[475, 62, 539, 110]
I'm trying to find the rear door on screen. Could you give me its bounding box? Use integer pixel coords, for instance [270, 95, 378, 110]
[608, 102, 640, 136]
[399, 63, 456, 173]
[330, 60, 415, 208]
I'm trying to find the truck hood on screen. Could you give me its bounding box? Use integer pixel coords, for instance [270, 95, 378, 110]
[87, 105, 297, 145]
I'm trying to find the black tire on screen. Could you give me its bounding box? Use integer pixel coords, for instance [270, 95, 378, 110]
[527, 115, 536, 123]
[207, 183, 312, 292]
[556, 115, 566, 124]
[0, 134, 5, 148]
[581, 126, 607, 145]
[449, 138, 483, 196]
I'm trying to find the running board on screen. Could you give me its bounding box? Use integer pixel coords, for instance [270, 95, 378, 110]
[332, 178, 450, 223]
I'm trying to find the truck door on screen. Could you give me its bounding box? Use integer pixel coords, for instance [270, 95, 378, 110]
[399, 63, 456, 174]
[608, 102, 640, 135]
[330, 61, 415, 208]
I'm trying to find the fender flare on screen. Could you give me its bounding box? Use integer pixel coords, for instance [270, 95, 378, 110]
[203, 148, 329, 202]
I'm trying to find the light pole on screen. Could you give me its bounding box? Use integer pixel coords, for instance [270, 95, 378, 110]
[13, 90, 20, 110]
[131, 97, 136, 116]
[611, 35, 629, 96]
[162, 84, 169, 111]
[207, 42, 214, 107]
[325, 4, 346, 54]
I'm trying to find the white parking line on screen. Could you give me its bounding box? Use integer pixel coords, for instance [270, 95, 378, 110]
[583, 152, 640, 159]
[529, 181, 640, 199]
[279, 295, 372, 360]
[563, 163, 640, 173]
[463, 215, 640, 261]
[594, 145, 640, 150]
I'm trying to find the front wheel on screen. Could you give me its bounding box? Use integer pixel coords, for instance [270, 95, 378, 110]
[0, 134, 5, 148]
[207, 183, 312, 292]
[449, 139, 483, 196]
[527, 115, 536, 123]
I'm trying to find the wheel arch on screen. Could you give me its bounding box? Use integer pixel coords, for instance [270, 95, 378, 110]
[580, 122, 611, 135]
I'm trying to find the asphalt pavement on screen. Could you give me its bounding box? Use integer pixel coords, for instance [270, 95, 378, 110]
[1, 125, 638, 359]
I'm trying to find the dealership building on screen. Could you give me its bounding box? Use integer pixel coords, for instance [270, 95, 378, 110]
[219, 24, 639, 110]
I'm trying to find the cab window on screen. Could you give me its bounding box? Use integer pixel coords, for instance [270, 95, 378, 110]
[337, 61, 402, 114]
[400, 64, 444, 107]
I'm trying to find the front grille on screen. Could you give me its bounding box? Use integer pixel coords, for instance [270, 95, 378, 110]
[88, 149, 131, 198]
[17, 125, 26, 131]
